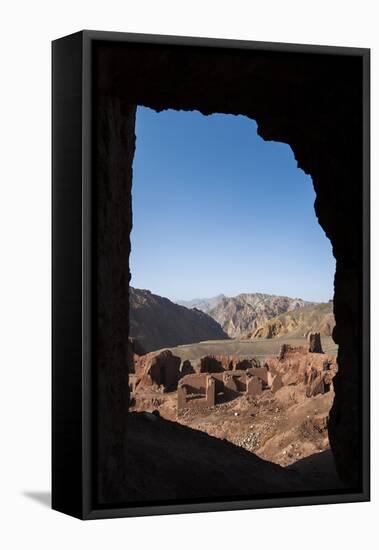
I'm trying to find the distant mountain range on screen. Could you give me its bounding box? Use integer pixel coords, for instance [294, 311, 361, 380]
[177, 293, 316, 338]
[130, 287, 334, 352]
[129, 287, 229, 352]
[250, 301, 335, 340]
[177, 294, 226, 313]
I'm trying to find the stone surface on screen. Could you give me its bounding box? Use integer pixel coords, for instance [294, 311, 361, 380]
[95, 97, 136, 503]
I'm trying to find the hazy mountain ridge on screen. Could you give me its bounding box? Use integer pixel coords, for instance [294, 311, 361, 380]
[129, 287, 229, 352]
[177, 292, 316, 338]
[250, 301, 335, 340]
[177, 294, 226, 313]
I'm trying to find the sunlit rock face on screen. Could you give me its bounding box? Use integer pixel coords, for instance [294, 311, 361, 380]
[265, 344, 337, 397]
[95, 41, 364, 498]
[179, 293, 315, 339]
[252, 302, 335, 340]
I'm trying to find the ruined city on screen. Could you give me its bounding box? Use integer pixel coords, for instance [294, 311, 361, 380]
[128, 328, 338, 468]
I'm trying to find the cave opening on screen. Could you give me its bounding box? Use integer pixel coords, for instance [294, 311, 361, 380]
[126, 104, 339, 485]
[93, 41, 366, 504]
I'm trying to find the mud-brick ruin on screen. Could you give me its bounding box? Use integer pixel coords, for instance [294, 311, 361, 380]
[129, 332, 337, 412]
[177, 367, 281, 410]
[266, 338, 338, 397]
[129, 347, 281, 403]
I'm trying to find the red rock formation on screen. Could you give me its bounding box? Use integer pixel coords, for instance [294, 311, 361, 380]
[265, 344, 337, 398]
[134, 350, 181, 393]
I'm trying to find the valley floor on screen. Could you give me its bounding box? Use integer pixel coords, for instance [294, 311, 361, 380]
[161, 336, 338, 363]
[131, 383, 335, 467]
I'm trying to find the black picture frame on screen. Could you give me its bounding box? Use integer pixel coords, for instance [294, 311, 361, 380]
[52, 30, 370, 520]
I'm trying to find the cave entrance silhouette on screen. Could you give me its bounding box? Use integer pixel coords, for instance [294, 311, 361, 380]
[92, 38, 368, 503]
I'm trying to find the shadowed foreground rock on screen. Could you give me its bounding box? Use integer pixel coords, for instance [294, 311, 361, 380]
[121, 412, 344, 503]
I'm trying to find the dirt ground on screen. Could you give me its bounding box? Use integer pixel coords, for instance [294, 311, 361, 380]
[130, 384, 334, 467]
[160, 336, 338, 362]
[120, 411, 343, 504]
[129, 336, 341, 498]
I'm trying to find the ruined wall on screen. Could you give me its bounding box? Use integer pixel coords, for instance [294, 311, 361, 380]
[94, 40, 365, 499]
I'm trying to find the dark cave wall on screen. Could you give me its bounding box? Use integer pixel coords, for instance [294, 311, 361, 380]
[94, 41, 365, 501]
[95, 95, 136, 503]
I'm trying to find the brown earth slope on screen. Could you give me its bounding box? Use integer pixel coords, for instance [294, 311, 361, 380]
[160, 335, 338, 363]
[129, 287, 229, 352]
[179, 293, 315, 338]
[251, 301, 335, 339]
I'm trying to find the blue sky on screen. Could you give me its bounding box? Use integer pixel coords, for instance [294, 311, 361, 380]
[130, 107, 335, 303]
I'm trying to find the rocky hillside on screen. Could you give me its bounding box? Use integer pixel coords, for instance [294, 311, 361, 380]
[129, 287, 229, 352]
[250, 301, 335, 339]
[178, 293, 315, 338]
